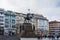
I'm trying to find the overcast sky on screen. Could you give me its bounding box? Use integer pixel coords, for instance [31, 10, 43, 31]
[0, 0, 60, 21]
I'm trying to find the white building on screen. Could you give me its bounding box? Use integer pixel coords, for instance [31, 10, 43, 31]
[4, 10, 16, 35]
[37, 16, 49, 36]
[0, 8, 5, 35]
[38, 18, 49, 31]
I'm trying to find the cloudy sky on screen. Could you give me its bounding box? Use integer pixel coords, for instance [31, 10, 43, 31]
[0, 0, 60, 21]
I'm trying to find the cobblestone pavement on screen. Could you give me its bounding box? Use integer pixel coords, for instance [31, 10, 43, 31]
[21, 38, 60, 40]
[1, 35, 60, 40]
[0, 35, 20, 40]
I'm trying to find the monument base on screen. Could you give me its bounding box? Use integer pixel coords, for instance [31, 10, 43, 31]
[20, 23, 35, 37]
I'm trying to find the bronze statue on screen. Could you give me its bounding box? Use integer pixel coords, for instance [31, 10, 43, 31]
[24, 13, 34, 23]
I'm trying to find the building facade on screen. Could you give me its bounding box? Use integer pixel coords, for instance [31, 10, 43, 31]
[4, 10, 16, 35]
[16, 12, 26, 34]
[16, 13, 49, 36]
[34, 14, 49, 36]
[49, 20, 60, 36]
[0, 8, 5, 35]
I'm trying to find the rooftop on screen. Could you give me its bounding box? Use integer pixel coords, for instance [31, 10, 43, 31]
[49, 20, 60, 23]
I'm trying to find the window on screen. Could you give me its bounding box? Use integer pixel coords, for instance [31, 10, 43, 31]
[38, 19, 44, 27]
[44, 20, 48, 26]
[12, 15, 15, 17]
[0, 18, 3, 20]
[0, 20, 3, 22]
[5, 19, 8, 21]
[5, 21, 8, 23]
[5, 15, 9, 19]
[0, 23, 4, 25]
[5, 19, 9, 24]
[5, 14, 9, 16]
[5, 25, 9, 28]
[0, 16, 3, 18]
[12, 20, 15, 24]
[0, 12, 3, 15]
[12, 25, 15, 28]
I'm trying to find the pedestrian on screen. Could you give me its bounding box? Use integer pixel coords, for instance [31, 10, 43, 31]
[37, 33, 41, 40]
[57, 35, 59, 40]
[37, 35, 40, 40]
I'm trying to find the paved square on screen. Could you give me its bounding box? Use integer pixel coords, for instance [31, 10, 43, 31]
[21, 38, 60, 40]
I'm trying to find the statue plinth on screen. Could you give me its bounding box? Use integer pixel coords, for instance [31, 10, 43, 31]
[21, 23, 35, 37]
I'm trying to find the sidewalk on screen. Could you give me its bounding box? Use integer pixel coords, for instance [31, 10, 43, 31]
[0, 35, 20, 40]
[21, 38, 60, 40]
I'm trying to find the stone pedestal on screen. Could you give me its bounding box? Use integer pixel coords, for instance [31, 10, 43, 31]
[21, 23, 35, 37]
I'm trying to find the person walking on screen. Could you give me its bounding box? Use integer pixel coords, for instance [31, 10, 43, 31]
[37, 32, 42, 40]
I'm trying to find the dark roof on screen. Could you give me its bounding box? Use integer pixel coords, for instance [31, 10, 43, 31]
[49, 20, 60, 23]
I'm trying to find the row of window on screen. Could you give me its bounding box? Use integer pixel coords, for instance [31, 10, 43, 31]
[0, 20, 4, 22]
[0, 19, 15, 25]
[0, 23, 15, 26]
[5, 19, 15, 21]
[38, 26, 48, 30]
[5, 15, 16, 17]
[0, 12, 4, 15]
[0, 23, 4, 25]
[0, 17, 15, 22]
[38, 20, 48, 28]
[0, 16, 4, 18]
[0, 16, 4, 22]
[5, 25, 15, 28]
[5, 21, 15, 24]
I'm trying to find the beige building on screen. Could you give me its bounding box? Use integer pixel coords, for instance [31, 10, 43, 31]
[49, 20, 60, 36]
[16, 12, 26, 34]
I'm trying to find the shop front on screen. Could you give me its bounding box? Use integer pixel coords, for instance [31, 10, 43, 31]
[4, 28, 16, 36]
[0, 27, 4, 35]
